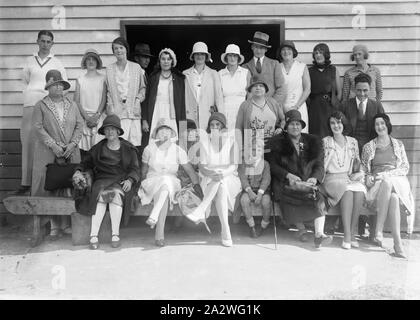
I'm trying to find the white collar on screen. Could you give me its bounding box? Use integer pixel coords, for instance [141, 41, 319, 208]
[34, 52, 54, 59]
[220, 66, 243, 75]
[253, 56, 264, 64]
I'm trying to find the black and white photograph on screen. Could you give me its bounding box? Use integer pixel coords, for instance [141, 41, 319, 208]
[0, 0, 419, 303]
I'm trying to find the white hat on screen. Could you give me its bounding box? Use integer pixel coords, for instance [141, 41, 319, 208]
[158, 48, 177, 67]
[189, 41, 213, 63]
[221, 44, 245, 65]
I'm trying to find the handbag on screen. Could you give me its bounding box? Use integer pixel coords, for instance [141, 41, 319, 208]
[44, 157, 79, 191]
[284, 181, 320, 202]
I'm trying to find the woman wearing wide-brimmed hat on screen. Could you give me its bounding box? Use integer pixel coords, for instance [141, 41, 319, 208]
[277, 40, 311, 133]
[73, 114, 140, 249]
[218, 44, 251, 130]
[268, 109, 332, 249]
[142, 48, 186, 147]
[74, 48, 106, 156]
[183, 41, 224, 130]
[106, 37, 146, 153]
[139, 118, 202, 247]
[32, 69, 83, 239]
[342, 44, 382, 102]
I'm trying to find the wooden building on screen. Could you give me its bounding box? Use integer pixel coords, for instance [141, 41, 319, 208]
[0, 0, 419, 229]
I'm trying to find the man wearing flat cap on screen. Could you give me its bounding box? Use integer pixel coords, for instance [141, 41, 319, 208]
[243, 31, 284, 105]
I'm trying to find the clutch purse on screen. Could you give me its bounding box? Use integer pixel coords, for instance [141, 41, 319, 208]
[44, 157, 78, 191]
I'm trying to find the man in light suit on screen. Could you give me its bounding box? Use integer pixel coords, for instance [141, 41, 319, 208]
[341, 73, 384, 153]
[341, 72, 384, 238]
[243, 31, 284, 105]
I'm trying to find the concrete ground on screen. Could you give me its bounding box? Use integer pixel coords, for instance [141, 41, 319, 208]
[1, 217, 420, 300]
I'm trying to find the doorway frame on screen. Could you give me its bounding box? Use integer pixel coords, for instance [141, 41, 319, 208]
[120, 19, 285, 46]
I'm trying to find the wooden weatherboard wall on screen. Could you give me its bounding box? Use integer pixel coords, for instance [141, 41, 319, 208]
[0, 0, 419, 228]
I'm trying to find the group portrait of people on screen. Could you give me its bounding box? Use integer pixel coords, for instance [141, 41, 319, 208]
[12, 28, 415, 259]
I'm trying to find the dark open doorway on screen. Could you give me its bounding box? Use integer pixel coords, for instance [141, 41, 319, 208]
[121, 20, 285, 73]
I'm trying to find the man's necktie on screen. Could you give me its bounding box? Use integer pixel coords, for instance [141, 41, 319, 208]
[358, 101, 364, 120]
[256, 58, 262, 74]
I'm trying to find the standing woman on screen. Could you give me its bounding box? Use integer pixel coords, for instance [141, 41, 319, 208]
[308, 43, 342, 137]
[142, 48, 185, 146]
[218, 44, 251, 130]
[321, 111, 366, 249]
[362, 113, 415, 258]
[187, 112, 242, 247]
[278, 40, 311, 133]
[184, 41, 224, 130]
[32, 70, 83, 238]
[13, 30, 67, 195]
[106, 37, 146, 156]
[74, 49, 106, 158]
[342, 44, 382, 102]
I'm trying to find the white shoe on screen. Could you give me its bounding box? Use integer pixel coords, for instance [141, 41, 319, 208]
[351, 240, 359, 248]
[222, 239, 233, 247]
[342, 241, 351, 250]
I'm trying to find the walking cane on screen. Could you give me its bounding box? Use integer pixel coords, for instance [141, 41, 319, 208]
[271, 193, 278, 250]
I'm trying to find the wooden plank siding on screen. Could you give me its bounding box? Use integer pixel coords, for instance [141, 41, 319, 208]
[0, 0, 419, 230]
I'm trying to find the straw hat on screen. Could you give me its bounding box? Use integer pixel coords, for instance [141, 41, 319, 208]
[221, 44, 245, 65]
[189, 41, 213, 63]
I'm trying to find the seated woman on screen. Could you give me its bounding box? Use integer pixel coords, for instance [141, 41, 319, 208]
[268, 110, 332, 248]
[73, 114, 140, 249]
[321, 111, 366, 249]
[361, 113, 415, 258]
[32, 69, 83, 239]
[139, 118, 202, 247]
[187, 112, 242, 247]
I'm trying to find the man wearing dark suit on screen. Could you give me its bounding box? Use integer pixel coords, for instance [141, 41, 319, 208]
[341, 73, 384, 238]
[243, 31, 284, 105]
[341, 73, 384, 153]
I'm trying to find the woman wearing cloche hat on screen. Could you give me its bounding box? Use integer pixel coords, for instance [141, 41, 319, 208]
[138, 118, 202, 247]
[74, 48, 106, 156]
[31, 69, 83, 239]
[73, 114, 140, 249]
[342, 44, 382, 102]
[268, 109, 333, 249]
[183, 41, 224, 130]
[218, 44, 251, 130]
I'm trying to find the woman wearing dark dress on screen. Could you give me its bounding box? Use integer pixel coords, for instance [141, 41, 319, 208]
[308, 43, 342, 137]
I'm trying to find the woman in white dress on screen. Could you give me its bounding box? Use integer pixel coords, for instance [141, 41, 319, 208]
[142, 48, 186, 147]
[187, 112, 242, 247]
[278, 40, 311, 133]
[218, 44, 251, 130]
[139, 118, 202, 247]
[74, 49, 106, 155]
[321, 111, 366, 249]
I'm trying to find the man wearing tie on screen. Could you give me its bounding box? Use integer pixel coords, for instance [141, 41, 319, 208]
[243, 31, 284, 105]
[342, 73, 384, 154]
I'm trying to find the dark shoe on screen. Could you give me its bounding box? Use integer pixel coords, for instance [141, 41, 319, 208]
[325, 228, 335, 236]
[8, 185, 30, 196]
[89, 236, 99, 250]
[111, 235, 121, 248]
[314, 234, 333, 248]
[297, 230, 311, 242]
[256, 226, 267, 238]
[155, 239, 165, 247]
[249, 226, 258, 238]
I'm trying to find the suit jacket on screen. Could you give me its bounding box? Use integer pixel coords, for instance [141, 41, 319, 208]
[341, 98, 384, 141]
[183, 65, 224, 129]
[243, 56, 284, 104]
